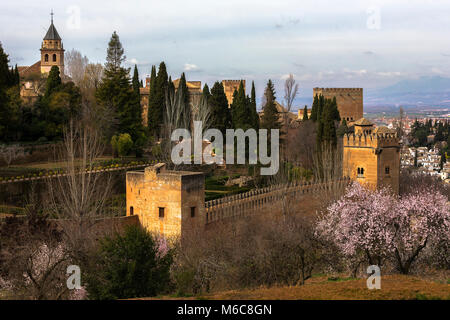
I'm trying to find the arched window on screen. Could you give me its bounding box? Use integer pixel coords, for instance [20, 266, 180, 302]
[44, 54, 49, 62]
[130, 206, 134, 215]
[52, 54, 57, 62]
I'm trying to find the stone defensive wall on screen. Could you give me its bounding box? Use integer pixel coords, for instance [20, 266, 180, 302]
[204, 178, 350, 225]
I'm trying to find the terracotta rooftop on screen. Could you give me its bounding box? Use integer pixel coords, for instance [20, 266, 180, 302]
[18, 61, 41, 78]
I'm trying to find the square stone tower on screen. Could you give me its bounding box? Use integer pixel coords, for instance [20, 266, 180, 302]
[126, 163, 205, 239]
[222, 80, 245, 107]
[313, 88, 363, 122]
[343, 118, 400, 194]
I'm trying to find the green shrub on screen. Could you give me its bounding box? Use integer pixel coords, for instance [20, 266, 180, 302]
[85, 225, 173, 300]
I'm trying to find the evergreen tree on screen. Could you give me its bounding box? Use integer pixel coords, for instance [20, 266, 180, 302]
[177, 72, 190, 129]
[317, 94, 325, 120]
[149, 62, 168, 136]
[105, 31, 125, 73]
[250, 81, 259, 129]
[302, 105, 309, 121]
[202, 83, 211, 102]
[209, 81, 231, 133]
[132, 65, 140, 95]
[97, 32, 143, 148]
[147, 65, 157, 128]
[167, 76, 175, 101]
[322, 100, 337, 147]
[44, 66, 62, 98]
[310, 94, 319, 121]
[329, 96, 341, 122]
[260, 79, 280, 130]
[231, 80, 251, 130]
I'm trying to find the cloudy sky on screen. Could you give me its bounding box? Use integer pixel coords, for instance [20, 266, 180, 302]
[1, 0, 450, 106]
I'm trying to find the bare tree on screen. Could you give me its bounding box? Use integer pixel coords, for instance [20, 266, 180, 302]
[81, 63, 104, 91]
[283, 74, 299, 160]
[284, 74, 299, 113]
[47, 98, 114, 264]
[312, 142, 347, 207]
[65, 49, 89, 85]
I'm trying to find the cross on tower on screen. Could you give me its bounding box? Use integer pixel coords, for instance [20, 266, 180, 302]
[50, 9, 54, 24]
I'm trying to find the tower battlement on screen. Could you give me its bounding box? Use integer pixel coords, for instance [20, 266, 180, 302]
[313, 87, 363, 121]
[344, 132, 400, 149]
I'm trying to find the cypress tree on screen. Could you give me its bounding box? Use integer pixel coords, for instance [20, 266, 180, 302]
[132, 65, 140, 95]
[177, 72, 190, 129]
[322, 100, 337, 147]
[202, 83, 210, 99]
[148, 65, 157, 129]
[45, 66, 62, 98]
[149, 62, 168, 136]
[329, 96, 341, 122]
[250, 81, 259, 129]
[317, 94, 325, 120]
[310, 94, 319, 122]
[231, 80, 251, 130]
[302, 105, 309, 121]
[209, 81, 231, 133]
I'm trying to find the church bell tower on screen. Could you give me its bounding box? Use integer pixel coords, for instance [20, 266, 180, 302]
[40, 10, 64, 75]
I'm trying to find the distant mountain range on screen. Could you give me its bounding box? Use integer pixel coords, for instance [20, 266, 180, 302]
[365, 76, 450, 107]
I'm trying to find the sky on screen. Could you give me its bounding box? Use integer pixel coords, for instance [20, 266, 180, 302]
[1, 0, 450, 108]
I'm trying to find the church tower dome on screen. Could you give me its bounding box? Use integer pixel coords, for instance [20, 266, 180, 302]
[40, 10, 64, 75]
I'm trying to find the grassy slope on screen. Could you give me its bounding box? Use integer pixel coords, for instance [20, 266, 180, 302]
[141, 275, 450, 300]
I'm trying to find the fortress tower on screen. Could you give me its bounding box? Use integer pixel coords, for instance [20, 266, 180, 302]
[222, 80, 245, 106]
[343, 118, 400, 194]
[126, 163, 205, 238]
[313, 88, 363, 122]
[40, 11, 64, 74]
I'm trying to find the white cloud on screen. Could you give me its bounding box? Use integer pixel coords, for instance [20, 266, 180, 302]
[184, 63, 199, 71]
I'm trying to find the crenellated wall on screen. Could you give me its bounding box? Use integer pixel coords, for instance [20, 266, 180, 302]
[313, 87, 363, 122]
[343, 132, 400, 194]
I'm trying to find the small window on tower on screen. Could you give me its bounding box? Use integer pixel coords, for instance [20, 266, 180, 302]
[191, 207, 196, 218]
[52, 54, 57, 62]
[385, 166, 390, 175]
[159, 207, 165, 218]
[45, 54, 49, 62]
[130, 206, 134, 215]
[357, 167, 365, 178]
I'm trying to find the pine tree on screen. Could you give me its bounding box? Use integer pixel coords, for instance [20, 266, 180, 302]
[302, 105, 309, 121]
[97, 32, 138, 143]
[260, 79, 280, 130]
[105, 31, 125, 73]
[209, 81, 231, 133]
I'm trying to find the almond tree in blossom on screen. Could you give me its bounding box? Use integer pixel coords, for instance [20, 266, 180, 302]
[316, 182, 449, 274]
